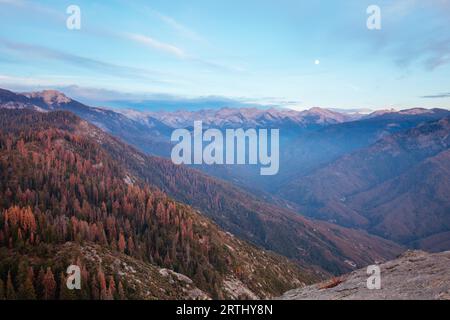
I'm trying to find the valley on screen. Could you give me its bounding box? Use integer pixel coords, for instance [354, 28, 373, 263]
[1, 87, 449, 300]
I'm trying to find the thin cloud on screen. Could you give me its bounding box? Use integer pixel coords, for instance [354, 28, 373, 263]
[114, 3, 243, 73]
[0, 0, 25, 6]
[155, 12, 204, 43]
[394, 35, 450, 71]
[2, 0, 243, 74]
[421, 92, 450, 98]
[0, 74, 86, 91]
[123, 33, 243, 73]
[190, 57, 245, 73]
[117, 1, 205, 43]
[0, 0, 64, 20]
[124, 33, 187, 59]
[424, 37, 450, 70]
[0, 38, 169, 84]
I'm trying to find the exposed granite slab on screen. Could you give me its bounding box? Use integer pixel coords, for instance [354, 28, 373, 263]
[279, 250, 450, 300]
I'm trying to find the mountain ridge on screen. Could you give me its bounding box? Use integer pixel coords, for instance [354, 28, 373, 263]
[0, 108, 314, 299]
[0, 92, 405, 275]
[278, 117, 450, 247]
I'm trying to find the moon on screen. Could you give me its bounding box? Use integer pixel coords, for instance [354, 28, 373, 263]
[314, 59, 320, 65]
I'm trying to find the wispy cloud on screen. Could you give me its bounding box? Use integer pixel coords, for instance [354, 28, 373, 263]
[116, 1, 205, 43]
[0, 82, 262, 111]
[337, 0, 450, 71]
[392, 35, 450, 71]
[123, 32, 243, 73]
[2, 0, 243, 75]
[0, 0, 25, 6]
[112, 2, 243, 73]
[123, 33, 187, 59]
[0, 38, 170, 84]
[154, 11, 204, 43]
[388, 1, 450, 71]
[0, 74, 84, 91]
[424, 37, 450, 70]
[0, 0, 63, 20]
[421, 92, 450, 98]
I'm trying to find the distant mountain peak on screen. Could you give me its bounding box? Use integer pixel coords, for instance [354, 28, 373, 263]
[306, 106, 331, 113]
[398, 107, 435, 115]
[298, 107, 356, 124]
[366, 107, 449, 119]
[24, 89, 72, 106]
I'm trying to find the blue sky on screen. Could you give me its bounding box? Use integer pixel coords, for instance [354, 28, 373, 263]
[0, 0, 450, 110]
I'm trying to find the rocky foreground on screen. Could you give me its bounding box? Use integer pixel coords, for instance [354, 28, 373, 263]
[279, 250, 450, 300]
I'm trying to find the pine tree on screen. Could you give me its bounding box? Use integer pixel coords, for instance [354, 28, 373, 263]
[97, 269, 107, 300]
[6, 272, 16, 300]
[127, 236, 134, 255]
[0, 279, 5, 300]
[17, 267, 36, 300]
[36, 268, 46, 298]
[42, 268, 56, 300]
[118, 233, 126, 253]
[107, 276, 115, 300]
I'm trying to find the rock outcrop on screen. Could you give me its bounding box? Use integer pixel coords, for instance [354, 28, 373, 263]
[279, 250, 450, 300]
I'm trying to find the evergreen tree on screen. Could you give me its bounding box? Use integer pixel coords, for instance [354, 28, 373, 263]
[42, 267, 56, 300]
[6, 272, 16, 300]
[16, 263, 36, 300]
[36, 268, 46, 299]
[0, 278, 5, 300]
[97, 269, 107, 300]
[118, 233, 126, 253]
[17, 269, 36, 300]
[107, 276, 115, 300]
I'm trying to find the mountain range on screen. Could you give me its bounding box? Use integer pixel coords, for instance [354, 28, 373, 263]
[0, 89, 403, 276]
[280, 117, 450, 247]
[1, 86, 450, 299]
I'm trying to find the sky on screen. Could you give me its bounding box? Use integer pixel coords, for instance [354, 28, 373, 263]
[0, 0, 450, 111]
